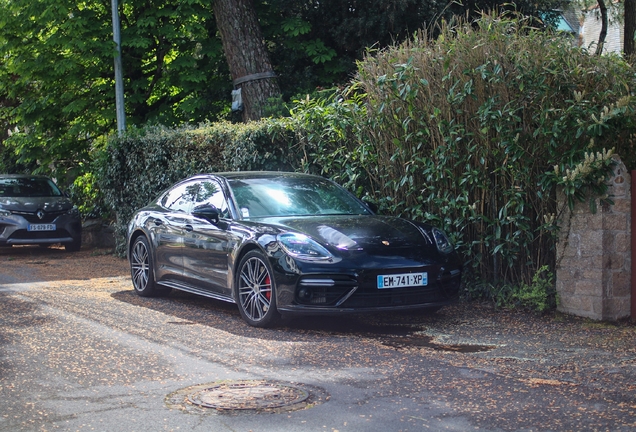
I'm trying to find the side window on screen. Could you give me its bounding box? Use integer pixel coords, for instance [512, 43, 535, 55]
[194, 180, 230, 218]
[161, 181, 198, 213]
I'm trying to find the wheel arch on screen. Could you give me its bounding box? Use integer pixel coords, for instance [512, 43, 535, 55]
[128, 228, 148, 257]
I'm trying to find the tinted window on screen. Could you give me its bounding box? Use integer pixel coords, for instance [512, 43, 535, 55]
[0, 177, 63, 197]
[162, 179, 229, 216]
[192, 180, 230, 218]
[161, 181, 197, 213]
[228, 176, 371, 218]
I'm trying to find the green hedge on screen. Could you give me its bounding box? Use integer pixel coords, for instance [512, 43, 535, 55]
[97, 121, 297, 253]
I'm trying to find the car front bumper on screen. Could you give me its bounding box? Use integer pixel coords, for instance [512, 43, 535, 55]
[0, 213, 81, 246]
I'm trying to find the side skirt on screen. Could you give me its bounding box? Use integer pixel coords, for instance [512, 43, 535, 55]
[157, 280, 236, 304]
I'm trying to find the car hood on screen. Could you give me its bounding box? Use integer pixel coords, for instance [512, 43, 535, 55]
[259, 215, 433, 253]
[0, 196, 74, 212]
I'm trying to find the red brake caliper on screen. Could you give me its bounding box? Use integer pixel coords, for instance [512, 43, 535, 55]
[264, 275, 271, 301]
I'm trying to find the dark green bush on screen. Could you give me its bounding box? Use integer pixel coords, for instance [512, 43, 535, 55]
[98, 121, 296, 253]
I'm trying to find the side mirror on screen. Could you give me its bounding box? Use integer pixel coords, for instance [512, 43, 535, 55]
[192, 204, 220, 224]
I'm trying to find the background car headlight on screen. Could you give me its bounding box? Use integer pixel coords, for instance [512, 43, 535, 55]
[432, 227, 454, 254]
[65, 206, 80, 217]
[278, 233, 334, 262]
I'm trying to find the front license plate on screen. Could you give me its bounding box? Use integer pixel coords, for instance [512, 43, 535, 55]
[28, 224, 56, 232]
[377, 272, 428, 289]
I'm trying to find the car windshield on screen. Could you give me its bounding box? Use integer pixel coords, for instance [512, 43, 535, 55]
[228, 176, 372, 218]
[0, 177, 63, 198]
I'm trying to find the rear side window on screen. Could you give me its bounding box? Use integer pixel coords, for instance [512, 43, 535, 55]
[160, 179, 229, 216]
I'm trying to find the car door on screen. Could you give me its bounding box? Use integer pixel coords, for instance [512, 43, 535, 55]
[151, 180, 198, 283]
[181, 178, 235, 296]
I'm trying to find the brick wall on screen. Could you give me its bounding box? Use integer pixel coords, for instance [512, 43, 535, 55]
[556, 158, 631, 321]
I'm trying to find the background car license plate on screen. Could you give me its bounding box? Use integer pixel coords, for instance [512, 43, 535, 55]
[377, 272, 428, 289]
[28, 224, 56, 231]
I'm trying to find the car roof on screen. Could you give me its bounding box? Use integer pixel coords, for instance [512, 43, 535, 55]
[0, 174, 53, 179]
[216, 171, 321, 180]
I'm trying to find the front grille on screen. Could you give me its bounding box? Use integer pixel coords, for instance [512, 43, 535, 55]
[11, 210, 65, 224]
[294, 267, 462, 309]
[339, 267, 461, 309]
[341, 285, 444, 308]
[9, 229, 71, 240]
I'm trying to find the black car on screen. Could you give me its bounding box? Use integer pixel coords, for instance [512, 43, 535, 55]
[0, 175, 82, 251]
[127, 172, 462, 327]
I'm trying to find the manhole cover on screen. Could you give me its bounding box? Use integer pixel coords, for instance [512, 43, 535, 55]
[167, 380, 329, 414]
[188, 381, 309, 410]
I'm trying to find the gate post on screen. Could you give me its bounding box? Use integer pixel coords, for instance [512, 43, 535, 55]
[556, 158, 631, 321]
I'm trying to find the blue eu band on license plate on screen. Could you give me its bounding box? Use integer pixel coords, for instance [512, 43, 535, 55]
[377, 272, 428, 289]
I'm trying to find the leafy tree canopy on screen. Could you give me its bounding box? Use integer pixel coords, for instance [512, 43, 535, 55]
[257, 0, 565, 98]
[0, 0, 229, 179]
[0, 0, 564, 179]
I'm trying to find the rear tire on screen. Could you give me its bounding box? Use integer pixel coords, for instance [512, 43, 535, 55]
[235, 250, 280, 328]
[130, 235, 170, 297]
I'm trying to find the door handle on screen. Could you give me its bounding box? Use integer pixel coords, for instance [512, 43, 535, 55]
[185, 224, 193, 232]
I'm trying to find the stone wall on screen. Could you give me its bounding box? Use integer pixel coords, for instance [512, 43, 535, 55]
[81, 219, 116, 249]
[556, 159, 631, 321]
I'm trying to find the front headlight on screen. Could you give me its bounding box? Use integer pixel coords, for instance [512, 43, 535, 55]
[278, 233, 335, 262]
[65, 206, 80, 217]
[0, 209, 10, 217]
[432, 227, 454, 254]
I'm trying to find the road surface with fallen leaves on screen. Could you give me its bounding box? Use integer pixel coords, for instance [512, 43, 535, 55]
[0, 245, 635, 431]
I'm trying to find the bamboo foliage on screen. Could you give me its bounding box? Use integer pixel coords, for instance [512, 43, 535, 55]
[302, 13, 636, 288]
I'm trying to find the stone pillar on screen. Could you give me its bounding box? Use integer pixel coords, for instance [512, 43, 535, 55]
[556, 158, 631, 321]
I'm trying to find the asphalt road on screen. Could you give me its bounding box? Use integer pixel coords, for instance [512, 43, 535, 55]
[0, 246, 635, 431]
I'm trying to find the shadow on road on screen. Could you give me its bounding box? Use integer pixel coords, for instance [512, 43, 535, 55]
[110, 287, 456, 345]
[0, 245, 128, 283]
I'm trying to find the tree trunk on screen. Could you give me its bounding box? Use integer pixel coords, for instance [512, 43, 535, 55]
[212, 0, 280, 122]
[595, 0, 608, 55]
[625, 0, 636, 56]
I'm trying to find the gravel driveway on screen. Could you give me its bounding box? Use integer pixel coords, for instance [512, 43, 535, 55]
[1, 245, 635, 431]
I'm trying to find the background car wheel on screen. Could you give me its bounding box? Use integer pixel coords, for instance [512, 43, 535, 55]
[64, 236, 81, 252]
[236, 250, 280, 328]
[130, 236, 170, 297]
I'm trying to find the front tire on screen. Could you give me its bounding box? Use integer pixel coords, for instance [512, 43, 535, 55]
[130, 235, 170, 297]
[236, 250, 280, 328]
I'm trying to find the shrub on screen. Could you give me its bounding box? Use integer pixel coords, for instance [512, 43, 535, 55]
[68, 171, 107, 219]
[97, 122, 296, 253]
[350, 13, 636, 291]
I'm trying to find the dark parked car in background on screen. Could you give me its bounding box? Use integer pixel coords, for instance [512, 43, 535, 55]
[127, 172, 462, 327]
[0, 175, 82, 251]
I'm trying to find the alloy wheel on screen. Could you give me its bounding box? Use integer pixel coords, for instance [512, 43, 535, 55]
[238, 256, 273, 322]
[131, 238, 150, 291]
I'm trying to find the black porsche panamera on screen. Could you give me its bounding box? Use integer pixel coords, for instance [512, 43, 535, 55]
[127, 172, 462, 327]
